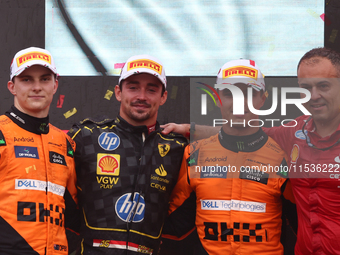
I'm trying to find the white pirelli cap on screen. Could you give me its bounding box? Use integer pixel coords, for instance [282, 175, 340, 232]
[119, 54, 167, 88]
[10, 47, 57, 80]
[216, 59, 265, 91]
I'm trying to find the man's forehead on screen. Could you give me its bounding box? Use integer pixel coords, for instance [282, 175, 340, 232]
[298, 57, 339, 79]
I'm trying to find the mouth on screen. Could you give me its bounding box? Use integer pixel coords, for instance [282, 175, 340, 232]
[131, 103, 150, 109]
[310, 103, 326, 110]
[29, 96, 44, 99]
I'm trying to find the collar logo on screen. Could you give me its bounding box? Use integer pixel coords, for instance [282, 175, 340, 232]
[223, 65, 258, 79]
[16, 51, 51, 67]
[127, 59, 162, 75]
[236, 141, 244, 151]
[158, 143, 170, 157]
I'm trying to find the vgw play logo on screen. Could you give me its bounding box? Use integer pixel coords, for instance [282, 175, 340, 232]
[197, 82, 311, 127]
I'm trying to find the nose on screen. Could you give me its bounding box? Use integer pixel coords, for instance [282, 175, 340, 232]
[310, 87, 321, 101]
[32, 81, 42, 91]
[137, 88, 147, 100]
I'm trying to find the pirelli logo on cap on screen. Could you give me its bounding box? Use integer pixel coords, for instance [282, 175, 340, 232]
[127, 59, 162, 75]
[16, 51, 51, 67]
[223, 66, 258, 80]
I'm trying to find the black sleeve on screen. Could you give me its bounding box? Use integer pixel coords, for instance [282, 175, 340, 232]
[162, 191, 197, 237]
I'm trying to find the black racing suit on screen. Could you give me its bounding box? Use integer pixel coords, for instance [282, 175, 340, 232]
[68, 115, 187, 255]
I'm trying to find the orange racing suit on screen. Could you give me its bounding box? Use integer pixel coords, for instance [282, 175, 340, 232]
[164, 128, 295, 255]
[0, 106, 78, 255]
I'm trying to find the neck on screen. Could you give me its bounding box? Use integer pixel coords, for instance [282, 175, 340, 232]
[119, 112, 157, 127]
[14, 102, 49, 118]
[6, 106, 50, 134]
[314, 118, 340, 138]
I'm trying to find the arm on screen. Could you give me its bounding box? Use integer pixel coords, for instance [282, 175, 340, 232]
[162, 145, 196, 238]
[263, 122, 295, 155]
[161, 123, 220, 141]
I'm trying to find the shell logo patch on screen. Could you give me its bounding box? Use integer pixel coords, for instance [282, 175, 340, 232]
[97, 153, 120, 176]
[290, 144, 299, 164]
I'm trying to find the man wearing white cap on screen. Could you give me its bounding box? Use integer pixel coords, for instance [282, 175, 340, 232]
[162, 59, 295, 254]
[164, 48, 340, 254]
[68, 55, 187, 254]
[0, 47, 78, 254]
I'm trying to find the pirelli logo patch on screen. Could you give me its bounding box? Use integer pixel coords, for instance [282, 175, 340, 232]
[223, 66, 258, 80]
[127, 59, 162, 75]
[16, 51, 51, 67]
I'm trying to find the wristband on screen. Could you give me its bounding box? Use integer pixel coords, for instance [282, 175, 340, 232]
[190, 122, 196, 133]
[185, 122, 195, 139]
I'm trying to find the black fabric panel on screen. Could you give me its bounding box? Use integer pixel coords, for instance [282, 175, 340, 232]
[0, 215, 39, 255]
[162, 191, 197, 237]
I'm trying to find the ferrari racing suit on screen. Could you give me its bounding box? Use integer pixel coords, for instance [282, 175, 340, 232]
[68, 115, 187, 255]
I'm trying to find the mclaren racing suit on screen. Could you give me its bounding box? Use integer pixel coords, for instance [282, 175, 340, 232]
[0, 106, 78, 255]
[68, 115, 187, 255]
[265, 115, 340, 255]
[164, 128, 294, 255]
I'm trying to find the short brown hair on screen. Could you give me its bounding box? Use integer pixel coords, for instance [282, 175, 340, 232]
[298, 47, 340, 77]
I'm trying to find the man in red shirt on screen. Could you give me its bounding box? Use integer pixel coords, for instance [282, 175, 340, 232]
[162, 47, 340, 254]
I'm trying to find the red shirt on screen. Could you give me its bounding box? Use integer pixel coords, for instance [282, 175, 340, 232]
[264, 115, 340, 255]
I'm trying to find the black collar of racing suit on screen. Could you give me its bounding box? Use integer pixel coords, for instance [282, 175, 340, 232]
[5, 105, 50, 134]
[218, 127, 268, 152]
[114, 115, 160, 135]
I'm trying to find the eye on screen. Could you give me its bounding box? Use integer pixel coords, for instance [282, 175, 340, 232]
[129, 86, 137, 90]
[42, 77, 51, 82]
[318, 83, 328, 89]
[19, 77, 32, 83]
[299, 84, 312, 91]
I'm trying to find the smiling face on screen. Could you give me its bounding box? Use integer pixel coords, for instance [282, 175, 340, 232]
[7, 65, 58, 118]
[115, 73, 167, 126]
[218, 83, 266, 135]
[298, 57, 340, 127]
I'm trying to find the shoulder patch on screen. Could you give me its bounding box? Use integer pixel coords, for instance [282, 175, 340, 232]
[66, 138, 74, 158]
[276, 158, 288, 178]
[187, 148, 199, 166]
[0, 130, 6, 146]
